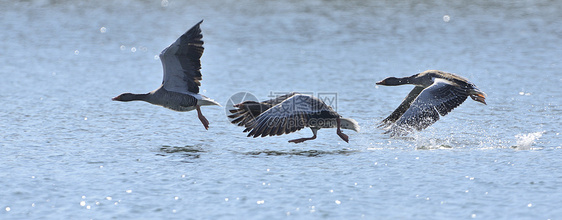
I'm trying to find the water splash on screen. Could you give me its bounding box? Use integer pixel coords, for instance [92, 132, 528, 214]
[412, 132, 456, 150]
[513, 131, 544, 150]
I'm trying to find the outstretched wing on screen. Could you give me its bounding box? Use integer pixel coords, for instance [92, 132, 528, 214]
[228, 92, 300, 128]
[159, 20, 204, 94]
[379, 86, 424, 128]
[244, 94, 337, 137]
[386, 79, 468, 136]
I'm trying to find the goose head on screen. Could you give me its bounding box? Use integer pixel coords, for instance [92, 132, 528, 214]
[376, 77, 410, 86]
[112, 93, 146, 102]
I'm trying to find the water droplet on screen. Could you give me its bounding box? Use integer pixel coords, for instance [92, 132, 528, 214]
[225, 198, 229, 202]
[443, 15, 450, 22]
[74, 50, 79, 55]
[86, 205, 91, 209]
[80, 201, 86, 206]
[106, 197, 112, 200]
[31, 203, 35, 207]
[120, 45, 126, 51]
[161, 0, 169, 7]
[100, 27, 107, 33]
[256, 200, 265, 204]
[126, 190, 132, 193]
[131, 47, 137, 52]
[335, 200, 341, 205]
[174, 196, 179, 200]
[84, 117, 88, 120]
[528, 203, 532, 207]
[5, 207, 10, 212]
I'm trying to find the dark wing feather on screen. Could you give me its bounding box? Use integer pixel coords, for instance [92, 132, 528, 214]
[245, 94, 334, 138]
[160, 20, 204, 94]
[228, 93, 299, 128]
[379, 86, 424, 128]
[386, 79, 469, 136]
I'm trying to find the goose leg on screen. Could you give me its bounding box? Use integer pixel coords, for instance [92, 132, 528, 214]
[289, 128, 318, 144]
[336, 118, 349, 143]
[196, 105, 209, 130]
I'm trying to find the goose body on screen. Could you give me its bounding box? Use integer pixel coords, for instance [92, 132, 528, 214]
[376, 70, 486, 136]
[112, 20, 220, 130]
[228, 92, 359, 143]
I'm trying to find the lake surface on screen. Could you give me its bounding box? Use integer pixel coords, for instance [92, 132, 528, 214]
[1, 0, 561, 219]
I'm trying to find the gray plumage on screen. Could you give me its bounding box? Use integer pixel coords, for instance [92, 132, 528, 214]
[228, 93, 359, 143]
[112, 20, 219, 129]
[376, 70, 487, 136]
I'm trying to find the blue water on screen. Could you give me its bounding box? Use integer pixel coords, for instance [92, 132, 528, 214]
[1, 0, 561, 219]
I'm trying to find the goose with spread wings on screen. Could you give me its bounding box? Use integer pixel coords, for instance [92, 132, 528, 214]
[112, 20, 220, 130]
[376, 70, 486, 136]
[228, 93, 359, 143]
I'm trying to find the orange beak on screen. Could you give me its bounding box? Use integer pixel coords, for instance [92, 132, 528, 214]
[473, 94, 487, 105]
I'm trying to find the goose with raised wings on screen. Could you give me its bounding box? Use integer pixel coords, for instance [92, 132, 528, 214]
[376, 70, 486, 136]
[112, 20, 220, 130]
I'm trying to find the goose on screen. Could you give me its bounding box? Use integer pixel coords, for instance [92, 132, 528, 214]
[228, 92, 359, 143]
[112, 20, 220, 130]
[376, 70, 486, 136]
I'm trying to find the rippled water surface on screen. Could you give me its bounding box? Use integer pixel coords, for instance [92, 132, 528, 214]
[1, 0, 561, 219]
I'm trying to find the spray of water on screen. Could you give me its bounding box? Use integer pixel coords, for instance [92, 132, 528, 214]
[514, 131, 544, 150]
